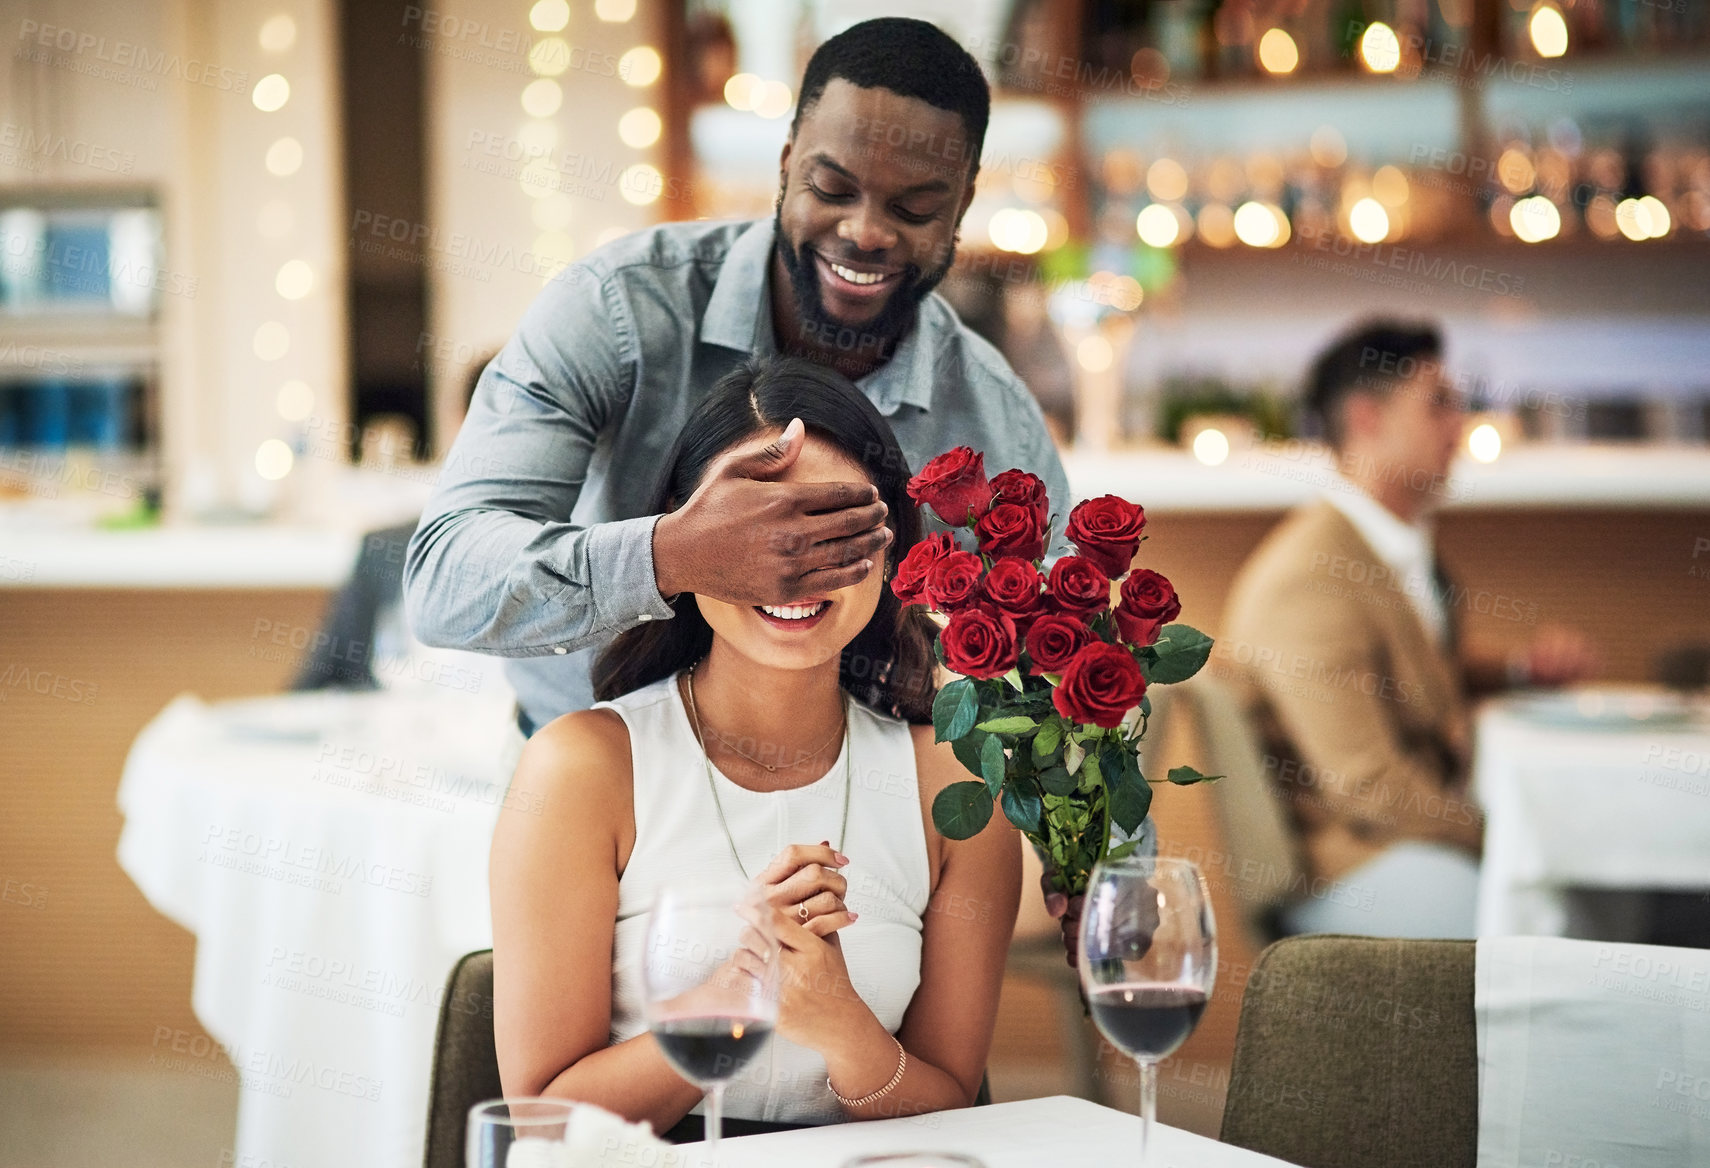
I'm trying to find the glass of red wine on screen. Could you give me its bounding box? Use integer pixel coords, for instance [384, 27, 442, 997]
[1078, 856, 1216, 1167]
[641, 882, 781, 1163]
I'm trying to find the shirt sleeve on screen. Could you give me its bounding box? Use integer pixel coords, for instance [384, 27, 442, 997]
[403, 265, 675, 657]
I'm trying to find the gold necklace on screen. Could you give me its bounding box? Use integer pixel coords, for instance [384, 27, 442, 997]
[705, 710, 845, 772]
[682, 664, 853, 883]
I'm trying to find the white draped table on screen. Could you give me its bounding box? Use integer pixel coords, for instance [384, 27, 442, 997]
[679, 1096, 1304, 1167]
[116, 684, 517, 1168]
[1474, 689, 1710, 938]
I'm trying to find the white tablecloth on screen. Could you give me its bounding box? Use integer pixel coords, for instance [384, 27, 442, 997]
[1477, 936, 1710, 1168]
[116, 684, 518, 1168]
[678, 1095, 1304, 1167]
[1474, 693, 1710, 938]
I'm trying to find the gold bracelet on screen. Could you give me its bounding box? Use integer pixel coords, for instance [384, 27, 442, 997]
[829, 1035, 907, 1108]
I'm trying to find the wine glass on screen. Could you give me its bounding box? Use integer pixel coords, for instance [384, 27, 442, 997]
[641, 882, 781, 1164]
[466, 1097, 574, 1168]
[1078, 856, 1216, 1167]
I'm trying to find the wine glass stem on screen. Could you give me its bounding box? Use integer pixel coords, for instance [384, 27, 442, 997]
[706, 1082, 725, 1167]
[1136, 1058, 1158, 1168]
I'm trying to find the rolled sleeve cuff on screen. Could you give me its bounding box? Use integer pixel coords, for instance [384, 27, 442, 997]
[585, 513, 675, 631]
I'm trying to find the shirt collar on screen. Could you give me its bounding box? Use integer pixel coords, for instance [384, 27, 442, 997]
[699, 217, 938, 416]
[1323, 473, 1435, 571]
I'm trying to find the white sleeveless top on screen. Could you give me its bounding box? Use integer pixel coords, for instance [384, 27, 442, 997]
[592, 673, 932, 1125]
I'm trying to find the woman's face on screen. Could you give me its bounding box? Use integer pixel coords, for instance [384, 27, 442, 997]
[694, 431, 890, 672]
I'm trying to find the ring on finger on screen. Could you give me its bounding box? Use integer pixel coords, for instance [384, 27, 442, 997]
[798, 902, 810, 921]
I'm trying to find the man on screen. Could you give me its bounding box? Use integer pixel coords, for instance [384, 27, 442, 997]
[1221, 319, 1595, 938]
[403, 18, 1068, 745]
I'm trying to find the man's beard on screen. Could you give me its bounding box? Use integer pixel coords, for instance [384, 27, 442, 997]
[771, 205, 955, 363]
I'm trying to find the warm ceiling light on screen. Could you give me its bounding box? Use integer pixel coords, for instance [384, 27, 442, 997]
[275, 260, 314, 300]
[1359, 22, 1401, 73]
[520, 79, 563, 117]
[1233, 201, 1287, 247]
[595, 0, 636, 21]
[1497, 148, 1536, 194]
[1510, 195, 1561, 242]
[264, 137, 303, 177]
[619, 163, 663, 206]
[1349, 197, 1390, 242]
[1467, 423, 1502, 463]
[255, 439, 294, 481]
[1309, 126, 1347, 168]
[1637, 195, 1671, 238]
[723, 72, 760, 111]
[618, 107, 661, 148]
[529, 37, 570, 76]
[1257, 28, 1299, 75]
[1193, 428, 1231, 466]
[1136, 204, 1181, 248]
[1146, 158, 1189, 202]
[752, 81, 793, 119]
[252, 74, 290, 112]
[258, 14, 296, 53]
[620, 46, 662, 87]
[1529, 5, 1569, 58]
[1197, 203, 1236, 247]
[1585, 195, 1619, 240]
[1372, 165, 1410, 206]
[1076, 335, 1114, 373]
[529, 0, 570, 32]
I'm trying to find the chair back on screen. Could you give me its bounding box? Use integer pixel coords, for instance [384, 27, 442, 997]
[1150, 675, 1305, 947]
[424, 950, 501, 1168]
[1220, 935, 1477, 1168]
[423, 949, 993, 1167]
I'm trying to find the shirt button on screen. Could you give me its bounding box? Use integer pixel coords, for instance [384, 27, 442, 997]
[637, 614, 653, 622]
[552, 646, 567, 655]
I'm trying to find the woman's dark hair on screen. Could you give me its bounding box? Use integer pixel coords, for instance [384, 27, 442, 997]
[591, 355, 938, 723]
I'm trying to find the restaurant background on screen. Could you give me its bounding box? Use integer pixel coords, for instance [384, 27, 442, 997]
[3, 0, 1708, 1164]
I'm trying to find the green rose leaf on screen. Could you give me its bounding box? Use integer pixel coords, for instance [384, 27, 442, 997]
[1105, 838, 1143, 863]
[1001, 783, 1044, 835]
[1081, 752, 1104, 790]
[931, 781, 994, 840]
[933, 678, 979, 743]
[1108, 764, 1154, 835]
[980, 732, 1007, 795]
[1003, 666, 1025, 691]
[1038, 764, 1076, 796]
[1167, 764, 1224, 785]
[1064, 736, 1086, 775]
[976, 715, 1039, 735]
[951, 729, 989, 779]
[1034, 719, 1063, 756]
[1144, 624, 1215, 685]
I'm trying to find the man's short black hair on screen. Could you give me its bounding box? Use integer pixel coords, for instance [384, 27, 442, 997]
[1305, 318, 1444, 448]
[792, 18, 989, 182]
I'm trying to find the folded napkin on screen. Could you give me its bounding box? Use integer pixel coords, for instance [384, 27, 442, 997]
[1477, 936, 1710, 1168]
[500, 1102, 677, 1168]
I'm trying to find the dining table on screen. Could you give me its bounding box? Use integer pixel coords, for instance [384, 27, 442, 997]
[115, 673, 517, 1168]
[673, 1095, 1303, 1167]
[1473, 685, 1710, 939]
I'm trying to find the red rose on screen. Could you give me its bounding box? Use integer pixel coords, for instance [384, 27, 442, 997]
[974, 501, 1046, 562]
[1053, 642, 1147, 729]
[891, 531, 958, 607]
[1113, 569, 1182, 647]
[1045, 555, 1112, 616]
[925, 550, 983, 611]
[941, 605, 1019, 679]
[1024, 613, 1092, 675]
[1065, 496, 1146, 579]
[980, 557, 1045, 626]
[991, 469, 1048, 524]
[907, 447, 992, 528]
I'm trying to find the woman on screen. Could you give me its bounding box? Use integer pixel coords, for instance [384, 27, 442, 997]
[489, 355, 1021, 1136]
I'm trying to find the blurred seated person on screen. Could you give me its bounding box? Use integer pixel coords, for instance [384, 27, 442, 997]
[292, 355, 496, 693]
[1222, 318, 1596, 939]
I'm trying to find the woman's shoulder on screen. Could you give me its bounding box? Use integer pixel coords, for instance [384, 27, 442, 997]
[515, 704, 636, 821]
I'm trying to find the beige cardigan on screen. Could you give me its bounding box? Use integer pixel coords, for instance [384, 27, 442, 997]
[1218, 499, 1481, 883]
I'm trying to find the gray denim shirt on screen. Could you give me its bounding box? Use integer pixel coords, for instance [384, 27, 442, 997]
[403, 217, 1071, 734]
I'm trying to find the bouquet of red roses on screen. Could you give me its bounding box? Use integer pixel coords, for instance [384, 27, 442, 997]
[894, 447, 1217, 899]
